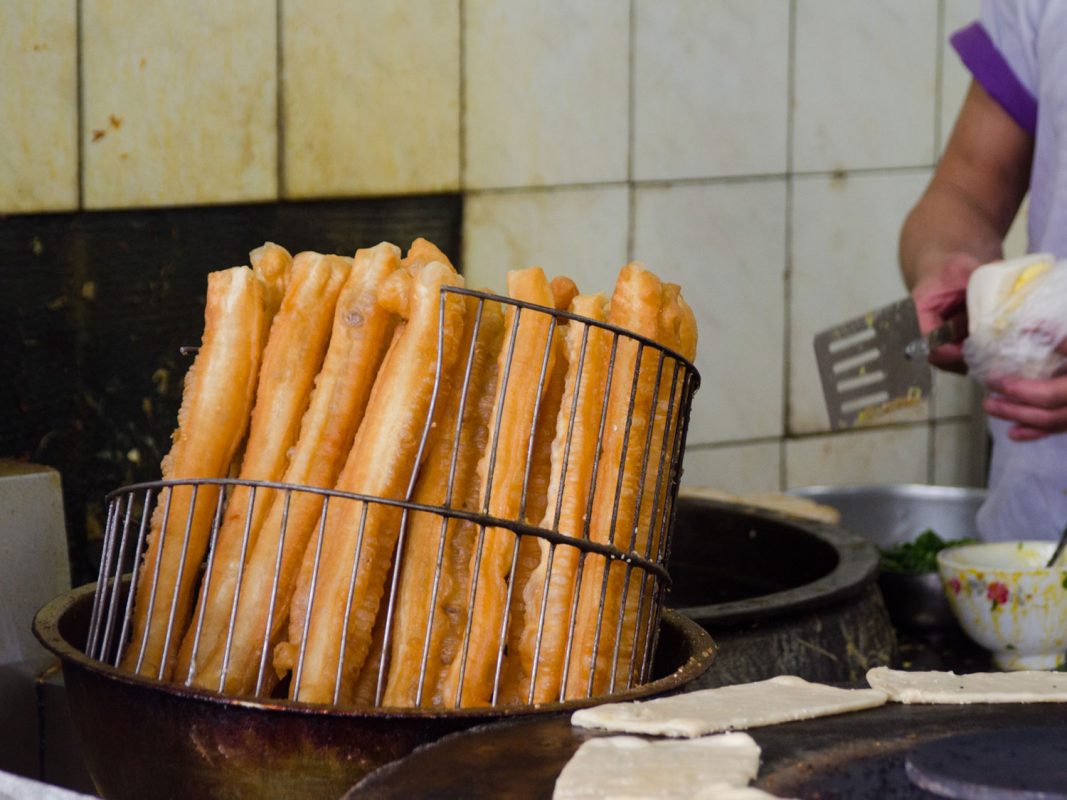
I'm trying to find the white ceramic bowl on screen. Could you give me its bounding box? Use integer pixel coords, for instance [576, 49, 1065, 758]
[937, 541, 1067, 670]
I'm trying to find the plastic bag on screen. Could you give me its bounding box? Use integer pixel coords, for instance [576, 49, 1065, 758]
[964, 258, 1067, 384]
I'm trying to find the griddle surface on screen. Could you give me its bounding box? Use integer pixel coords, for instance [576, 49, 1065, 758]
[347, 702, 1067, 799]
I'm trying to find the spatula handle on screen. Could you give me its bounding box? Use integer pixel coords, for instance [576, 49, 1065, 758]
[904, 314, 967, 360]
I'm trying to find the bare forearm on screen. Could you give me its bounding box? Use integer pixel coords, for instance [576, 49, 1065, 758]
[899, 177, 1007, 290]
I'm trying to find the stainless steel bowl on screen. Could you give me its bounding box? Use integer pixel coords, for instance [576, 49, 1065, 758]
[789, 484, 986, 631]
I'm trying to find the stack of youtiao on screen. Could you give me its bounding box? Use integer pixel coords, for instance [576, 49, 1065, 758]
[122, 242, 697, 710]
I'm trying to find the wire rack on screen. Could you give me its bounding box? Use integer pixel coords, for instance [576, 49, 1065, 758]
[83, 286, 700, 709]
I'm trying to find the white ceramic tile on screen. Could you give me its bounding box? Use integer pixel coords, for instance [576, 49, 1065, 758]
[940, 0, 981, 152]
[283, 0, 460, 198]
[82, 0, 277, 209]
[633, 180, 787, 444]
[794, 0, 938, 172]
[461, 185, 629, 295]
[633, 0, 789, 180]
[1003, 197, 1030, 258]
[932, 369, 978, 419]
[681, 442, 782, 494]
[790, 170, 933, 433]
[933, 419, 988, 487]
[464, 0, 629, 189]
[0, 1, 78, 212]
[785, 424, 930, 488]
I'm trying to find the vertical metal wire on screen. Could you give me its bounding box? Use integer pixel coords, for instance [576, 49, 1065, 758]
[291, 495, 331, 700]
[183, 487, 229, 684]
[216, 486, 259, 691]
[255, 489, 293, 696]
[158, 484, 201, 681]
[115, 486, 154, 668]
[134, 485, 174, 674]
[86, 498, 120, 658]
[98, 492, 137, 663]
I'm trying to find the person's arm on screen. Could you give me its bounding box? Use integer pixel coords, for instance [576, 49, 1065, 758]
[899, 79, 1033, 372]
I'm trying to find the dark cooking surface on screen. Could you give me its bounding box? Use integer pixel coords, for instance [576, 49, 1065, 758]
[906, 727, 1067, 799]
[347, 702, 1067, 799]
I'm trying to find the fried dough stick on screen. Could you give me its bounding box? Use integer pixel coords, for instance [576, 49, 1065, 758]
[563, 264, 695, 700]
[250, 242, 293, 325]
[281, 239, 453, 668]
[441, 267, 559, 708]
[121, 267, 266, 679]
[283, 259, 466, 705]
[188, 244, 400, 696]
[514, 293, 611, 704]
[174, 253, 350, 683]
[382, 294, 504, 708]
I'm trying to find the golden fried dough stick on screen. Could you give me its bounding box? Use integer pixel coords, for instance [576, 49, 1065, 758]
[352, 568, 393, 707]
[563, 263, 679, 700]
[188, 244, 400, 696]
[512, 293, 611, 704]
[121, 267, 266, 680]
[382, 294, 504, 708]
[550, 275, 579, 312]
[440, 267, 559, 708]
[250, 242, 294, 325]
[626, 283, 697, 683]
[284, 259, 466, 706]
[174, 252, 350, 683]
[279, 240, 453, 675]
[497, 318, 570, 704]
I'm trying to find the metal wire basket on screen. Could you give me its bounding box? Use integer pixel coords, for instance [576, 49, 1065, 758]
[83, 285, 700, 710]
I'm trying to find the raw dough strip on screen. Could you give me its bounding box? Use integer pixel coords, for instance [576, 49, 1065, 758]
[121, 267, 266, 680]
[442, 267, 559, 708]
[517, 293, 611, 704]
[287, 259, 465, 705]
[382, 295, 504, 707]
[194, 243, 400, 697]
[175, 252, 349, 683]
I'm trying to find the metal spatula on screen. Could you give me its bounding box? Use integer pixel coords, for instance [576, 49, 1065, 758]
[813, 297, 933, 430]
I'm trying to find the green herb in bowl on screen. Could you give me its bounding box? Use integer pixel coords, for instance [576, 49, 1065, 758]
[880, 529, 978, 574]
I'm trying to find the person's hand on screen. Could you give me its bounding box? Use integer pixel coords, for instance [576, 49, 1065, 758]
[984, 344, 1067, 440]
[909, 252, 981, 373]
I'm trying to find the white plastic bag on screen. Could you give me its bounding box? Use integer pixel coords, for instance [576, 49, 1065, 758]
[964, 258, 1067, 384]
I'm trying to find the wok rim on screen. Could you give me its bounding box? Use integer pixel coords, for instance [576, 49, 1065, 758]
[33, 581, 717, 721]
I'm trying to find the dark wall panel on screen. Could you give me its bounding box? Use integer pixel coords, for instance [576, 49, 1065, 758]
[1, 195, 462, 584]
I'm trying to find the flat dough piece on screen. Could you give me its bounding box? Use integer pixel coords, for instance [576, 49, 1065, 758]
[867, 666, 1067, 704]
[571, 675, 887, 737]
[553, 733, 760, 799]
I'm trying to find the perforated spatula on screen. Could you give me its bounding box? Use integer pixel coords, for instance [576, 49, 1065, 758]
[813, 298, 961, 430]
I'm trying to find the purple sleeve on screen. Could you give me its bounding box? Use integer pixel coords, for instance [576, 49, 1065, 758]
[950, 21, 1038, 136]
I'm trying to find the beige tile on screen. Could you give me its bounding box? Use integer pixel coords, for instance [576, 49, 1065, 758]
[284, 0, 460, 198]
[634, 180, 787, 444]
[633, 0, 789, 180]
[790, 170, 933, 434]
[794, 0, 938, 171]
[462, 186, 629, 294]
[0, 1, 78, 212]
[82, 0, 277, 209]
[940, 0, 981, 152]
[464, 0, 629, 189]
[785, 425, 930, 488]
[681, 442, 782, 494]
[933, 419, 988, 487]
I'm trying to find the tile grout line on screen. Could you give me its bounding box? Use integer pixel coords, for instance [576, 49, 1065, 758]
[458, 0, 467, 193]
[76, 0, 85, 209]
[928, 1, 946, 484]
[780, 0, 798, 490]
[625, 0, 637, 262]
[276, 0, 285, 199]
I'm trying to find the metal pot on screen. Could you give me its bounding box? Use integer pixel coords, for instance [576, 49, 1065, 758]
[789, 484, 986, 631]
[33, 582, 715, 800]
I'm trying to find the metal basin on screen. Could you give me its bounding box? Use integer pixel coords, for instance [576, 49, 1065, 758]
[790, 484, 986, 631]
[33, 582, 715, 800]
[667, 493, 894, 687]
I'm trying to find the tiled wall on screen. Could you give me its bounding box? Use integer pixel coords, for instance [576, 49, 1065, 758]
[4, 0, 1019, 495]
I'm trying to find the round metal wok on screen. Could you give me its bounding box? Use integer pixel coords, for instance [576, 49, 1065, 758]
[34, 582, 715, 800]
